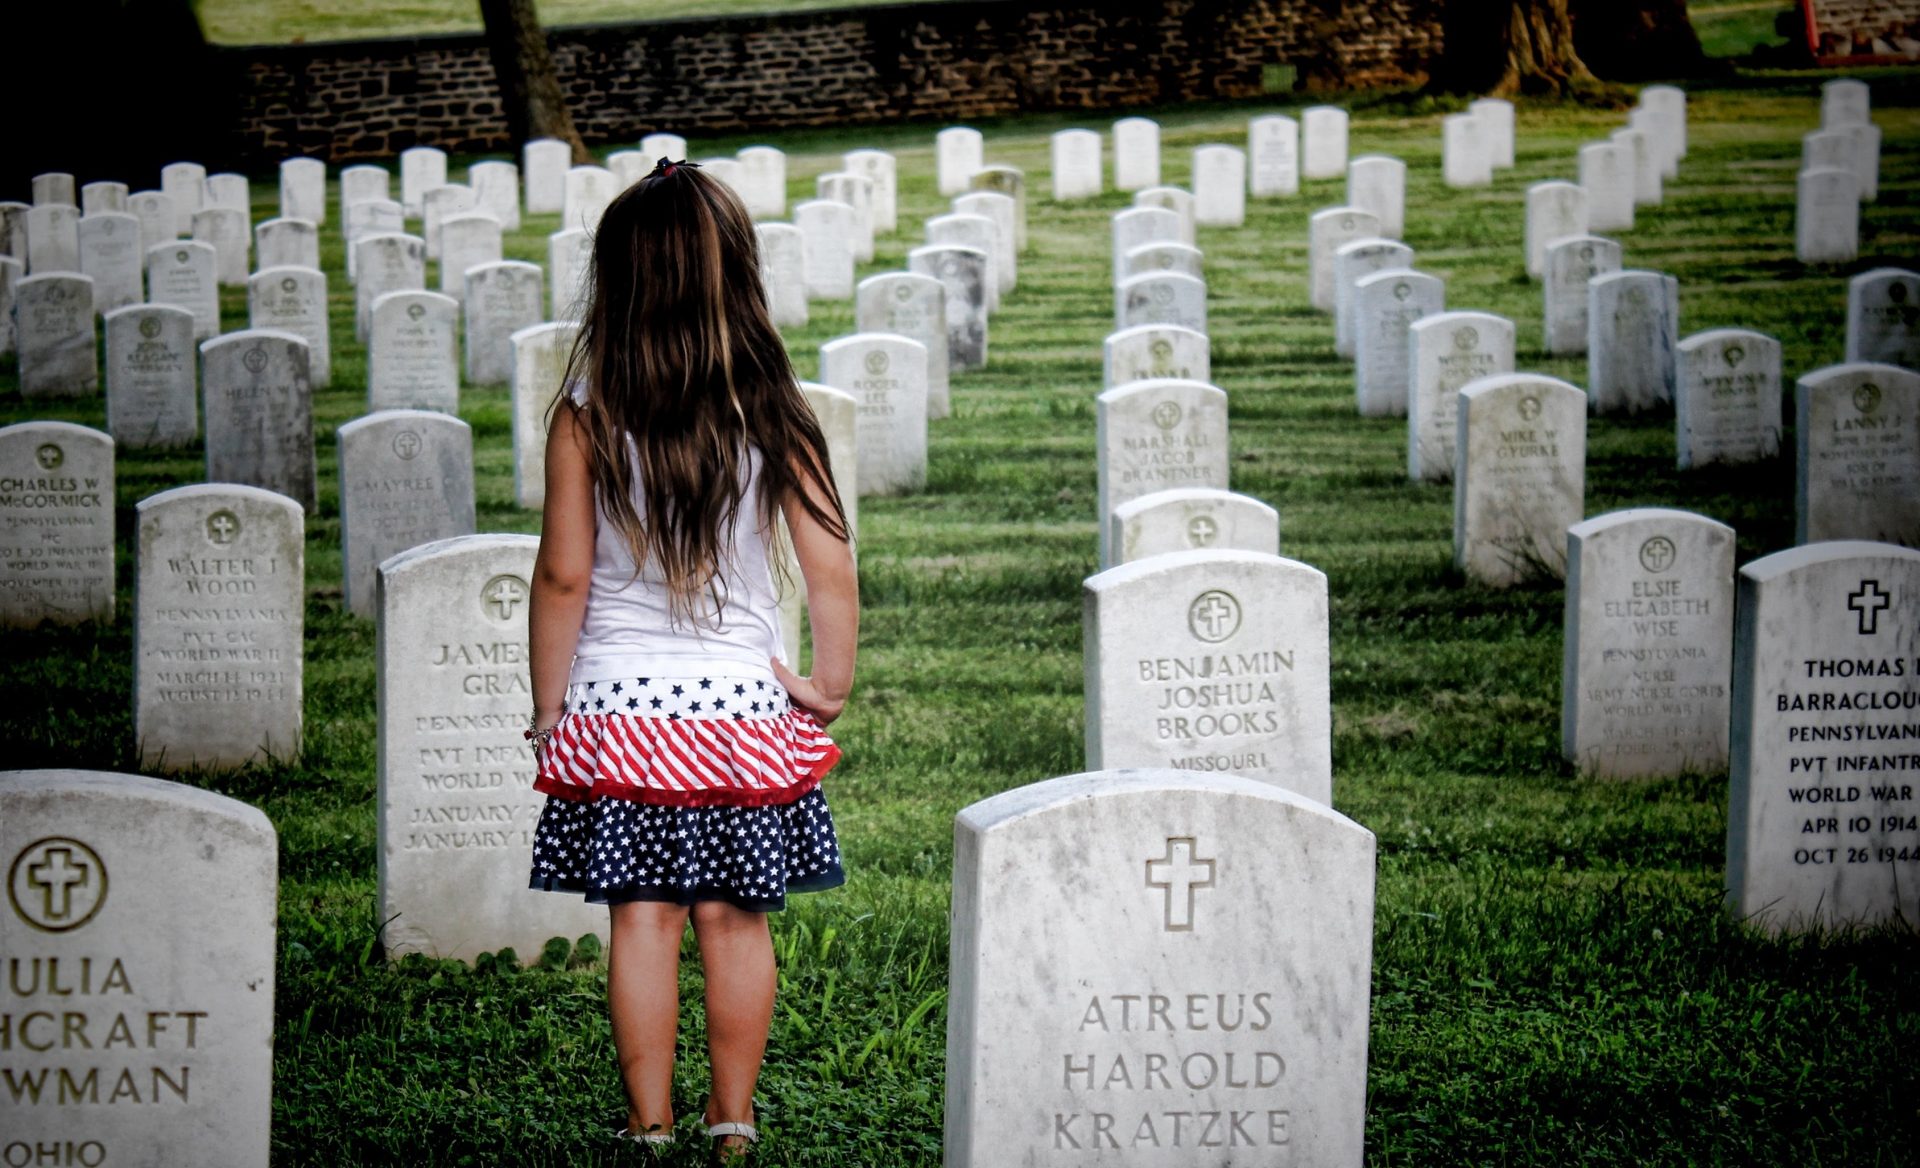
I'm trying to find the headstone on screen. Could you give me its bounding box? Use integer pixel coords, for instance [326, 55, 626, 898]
[1579, 141, 1634, 233]
[858, 272, 950, 420]
[699, 157, 745, 199]
[1442, 113, 1491, 189]
[640, 132, 689, 160]
[945, 768, 1373, 1167]
[1453, 373, 1587, 587]
[817, 171, 875, 263]
[1407, 311, 1516, 482]
[1353, 269, 1444, 417]
[1469, 97, 1516, 168]
[1082, 551, 1332, 801]
[105, 303, 198, 449]
[1847, 268, 1920, 368]
[25, 202, 79, 274]
[0, 256, 14, 356]
[1301, 106, 1349, 180]
[795, 199, 856, 300]
[1845, 122, 1881, 203]
[952, 192, 1018, 298]
[340, 164, 391, 210]
[77, 212, 143, 314]
[1612, 128, 1661, 206]
[1724, 540, 1920, 934]
[0, 769, 276, 1164]
[16, 273, 96, 398]
[255, 217, 319, 272]
[400, 146, 448, 218]
[1095, 378, 1229, 565]
[607, 150, 648, 188]
[927, 213, 1000, 312]
[1803, 128, 1855, 174]
[1796, 167, 1860, 264]
[1117, 271, 1208, 335]
[339, 411, 477, 618]
[369, 290, 460, 413]
[1134, 186, 1197, 247]
[1248, 114, 1300, 198]
[1640, 84, 1688, 175]
[247, 265, 332, 389]
[523, 138, 570, 214]
[908, 244, 990, 372]
[1543, 235, 1623, 356]
[1112, 117, 1161, 192]
[512, 322, 579, 509]
[421, 184, 478, 259]
[1345, 155, 1405, 239]
[146, 240, 220, 341]
[844, 149, 898, 234]
[32, 172, 77, 207]
[1104, 323, 1210, 389]
[0, 201, 28, 261]
[1108, 488, 1279, 567]
[189, 206, 248, 287]
[134, 482, 304, 767]
[278, 156, 326, 225]
[465, 260, 544, 386]
[937, 126, 985, 196]
[159, 161, 205, 235]
[1119, 242, 1204, 285]
[200, 330, 316, 509]
[1795, 363, 1920, 545]
[1333, 238, 1413, 360]
[376, 534, 610, 960]
[354, 232, 427, 343]
[467, 160, 522, 232]
[548, 226, 592, 320]
[81, 180, 129, 217]
[799, 381, 859, 538]
[1562, 508, 1735, 778]
[1820, 77, 1870, 128]
[0, 422, 114, 626]
[1308, 207, 1381, 312]
[757, 222, 808, 329]
[1042, 128, 1100, 204]
[205, 173, 249, 213]
[737, 146, 787, 219]
[969, 166, 1029, 252]
[344, 198, 404, 280]
[1191, 145, 1247, 228]
[1525, 181, 1587, 280]
[127, 190, 175, 254]
[821, 332, 930, 496]
[1676, 329, 1783, 469]
[439, 212, 503, 302]
[1588, 269, 1680, 415]
[1111, 207, 1183, 286]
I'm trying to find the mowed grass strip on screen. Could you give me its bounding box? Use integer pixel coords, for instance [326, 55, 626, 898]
[2, 75, 1917, 1165]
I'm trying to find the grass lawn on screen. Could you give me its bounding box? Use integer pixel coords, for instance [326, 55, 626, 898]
[198, 0, 913, 45]
[1689, 1, 1795, 58]
[3, 73, 1919, 1164]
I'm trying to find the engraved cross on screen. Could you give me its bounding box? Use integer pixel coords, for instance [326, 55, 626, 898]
[1146, 837, 1215, 932]
[1193, 594, 1236, 639]
[487, 577, 527, 620]
[208, 514, 237, 543]
[28, 847, 90, 923]
[1849, 580, 1891, 635]
[1187, 515, 1219, 547]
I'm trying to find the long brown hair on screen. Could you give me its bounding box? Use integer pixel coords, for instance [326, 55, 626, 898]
[555, 159, 849, 625]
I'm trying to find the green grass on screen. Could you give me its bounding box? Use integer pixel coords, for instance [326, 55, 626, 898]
[1689, 1, 1795, 59]
[197, 0, 914, 45]
[5, 75, 1920, 1165]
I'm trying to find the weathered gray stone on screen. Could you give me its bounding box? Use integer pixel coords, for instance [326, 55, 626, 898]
[279, 157, 326, 226]
[1796, 167, 1859, 264]
[926, 213, 999, 311]
[945, 768, 1373, 1168]
[1104, 323, 1210, 389]
[1082, 552, 1333, 802]
[937, 126, 985, 196]
[1846, 267, 1919, 367]
[255, 217, 319, 273]
[464, 261, 543, 387]
[1454, 373, 1587, 587]
[756, 222, 807, 329]
[857, 271, 949, 419]
[1543, 235, 1623, 356]
[1132, 186, 1196, 247]
[1116, 271, 1208, 335]
[16, 273, 96, 398]
[1408, 311, 1516, 482]
[190, 206, 248, 287]
[548, 226, 592, 321]
[1442, 112, 1491, 189]
[1308, 207, 1381, 313]
[1525, 181, 1587, 281]
[370, 290, 460, 413]
[1095, 378, 1229, 565]
[821, 332, 930, 496]
[1051, 128, 1103, 201]
[399, 146, 448, 218]
[522, 139, 569, 214]
[1579, 140, 1635, 233]
[795, 199, 856, 301]
[200, 330, 316, 510]
[1192, 145, 1247, 228]
[0, 422, 114, 626]
[135, 482, 304, 768]
[1795, 363, 1920, 545]
[77, 212, 142, 314]
[1345, 155, 1405, 239]
[247, 265, 331, 389]
[0, 201, 28, 262]
[0, 256, 15, 356]
[512, 322, 579, 509]
[971, 166, 1030, 254]
[908, 244, 990, 372]
[438, 212, 502, 303]
[1676, 329, 1783, 469]
[146, 240, 219, 341]
[80, 181, 129, 217]
[467, 160, 522, 231]
[951, 191, 1017, 297]
[339, 411, 476, 618]
[159, 161, 206, 235]
[0, 768, 276, 1164]
[26, 202, 79, 274]
[1249, 114, 1300, 198]
[105, 304, 198, 449]
[353, 232, 426, 343]
[1302, 106, 1349, 180]
[1353, 269, 1444, 418]
[844, 149, 898, 234]
[1333, 238, 1413, 359]
[1108, 487, 1279, 567]
[32, 173, 76, 207]
[1112, 117, 1161, 192]
[1588, 269, 1680, 415]
[1563, 508, 1735, 778]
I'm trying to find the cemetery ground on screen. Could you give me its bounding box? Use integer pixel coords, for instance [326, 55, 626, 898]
[4, 75, 1919, 1165]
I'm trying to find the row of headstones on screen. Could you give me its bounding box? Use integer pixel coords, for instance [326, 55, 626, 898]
[1795, 77, 1882, 264]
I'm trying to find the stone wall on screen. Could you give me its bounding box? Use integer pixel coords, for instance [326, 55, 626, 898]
[219, 0, 1446, 164]
[1805, 0, 1920, 57]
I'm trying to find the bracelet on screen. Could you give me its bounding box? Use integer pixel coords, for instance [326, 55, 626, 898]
[524, 724, 556, 748]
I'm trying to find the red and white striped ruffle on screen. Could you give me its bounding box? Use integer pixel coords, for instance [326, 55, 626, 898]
[533, 708, 841, 807]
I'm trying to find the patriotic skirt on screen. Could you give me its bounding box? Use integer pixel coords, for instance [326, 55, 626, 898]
[527, 675, 845, 912]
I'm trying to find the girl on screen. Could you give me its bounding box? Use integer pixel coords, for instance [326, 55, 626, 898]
[524, 158, 858, 1160]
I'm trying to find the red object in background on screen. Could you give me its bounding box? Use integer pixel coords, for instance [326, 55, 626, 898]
[1800, 0, 1920, 64]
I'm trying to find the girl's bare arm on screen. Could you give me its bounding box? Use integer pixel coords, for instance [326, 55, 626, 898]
[772, 468, 858, 725]
[529, 404, 596, 731]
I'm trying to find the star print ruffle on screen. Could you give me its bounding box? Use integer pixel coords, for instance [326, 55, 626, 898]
[531, 676, 841, 808]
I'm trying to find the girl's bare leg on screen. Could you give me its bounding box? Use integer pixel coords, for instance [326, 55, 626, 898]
[692, 900, 776, 1150]
[608, 901, 691, 1135]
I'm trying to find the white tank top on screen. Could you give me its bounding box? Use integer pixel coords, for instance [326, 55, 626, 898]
[567, 386, 787, 686]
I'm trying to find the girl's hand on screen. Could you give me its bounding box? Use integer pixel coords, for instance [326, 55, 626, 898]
[770, 657, 846, 725]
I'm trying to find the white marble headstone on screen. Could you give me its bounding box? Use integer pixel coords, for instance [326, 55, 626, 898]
[1579, 141, 1634, 233]
[821, 332, 929, 496]
[26, 202, 80, 275]
[1640, 85, 1688, 175]
[355, 232, 427, 342]
[1524, 181, 1587, 280]
[1051, 129, 1103, 201]
[1133, 186, 1196, 247]
[1112, 117, 1161, 192]
[16, 273, 96, 398]
[345, 198, 404, 280]
[1249, 114, 1300, 198]
[1795, 363, 1920, 545]
[1588, 269, 1680, 415]
[81, 182, 129, 217]
[1821, 78, 1870, 127]
[255, 217, 320, 273]
[1108, 488, 1279, 567]
[189, 206, 249, 287]
[1847, 268, 1919, 368]
[1453, 373, 1587, 587]
[340, 410, 476, 618]
[438, 212, 503, 303]
[908, 244, 990, 372]
[77, 212, 143, 314]
[105, 303, 198, 449]
[937, 126, 985, 196]
[1191, 145, 1247, 228]
[640, 132, 689, 160]
[522, 139, 569, 214]
[857, 271, 949, 419]
[1308, 207, 1381, 313]
[1117, 271, 1208, 335]
[340, 165, 391, 211]
[1676, 329, 1782, 470]
[465, 260, 543, 387]
[32, 173, 77, 207]
[370, 290, 460, 413]
[400, 146, 448, 218]
[1333, 238, 1413, 360]
[548, 226, 593, 321]
[0, 256, 14, 356]
[201, 329, 317, 509]
[1112, 206, 1183, 287]
[1408, 311, 1516, 482]
[844, 149, 898, 234]
[1104, 323, 1210, 389]
[1301, 106, 1349, 180]
[1442, 113, 1491, 189]
[421, 184, 477, 260]
[1345, 155, 1405, 239]
[952, 191, 1018, 299]
[737, 145, 788, 220]
[1845, 122, 1881, 202]
[1095, 378, 1229, 565]
[1543, 235, 1623, 356]
[926, 213, 1000, 311]
[1353, 269, 1444, 417]
[0, 422, 114, 626]
[468, 160, 522, 231]
[818, 171, 875, 264]
[1470, 97, 1516, 168]
[1119, 242, 1204, 286]
[247, 265, 332, 389]
[279, 157, 326, 225]
[795, 199, 856, 301]
[1612, 127, 1661, 206]
[756, 222, 807, 329]
[1796, 167, 1859, 264]
[146, 240, 219, 341]
[512, 322, 579, 510]
[205, 173, 249, 213]
[158, 161, 206, 235]
[127, 190, 176, 254]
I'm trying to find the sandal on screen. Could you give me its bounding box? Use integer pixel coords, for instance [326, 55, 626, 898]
[614, 1123, 676, 1150]
[705, 1120, 757, 1161]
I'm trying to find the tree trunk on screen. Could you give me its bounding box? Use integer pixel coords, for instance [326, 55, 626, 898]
[1569, 0, 1715, 82]
[1432, 0, 1613, 102]
[477, 0, 590, 162]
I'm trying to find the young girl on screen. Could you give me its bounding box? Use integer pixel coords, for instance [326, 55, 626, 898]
[524, 158, 857, 1159]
